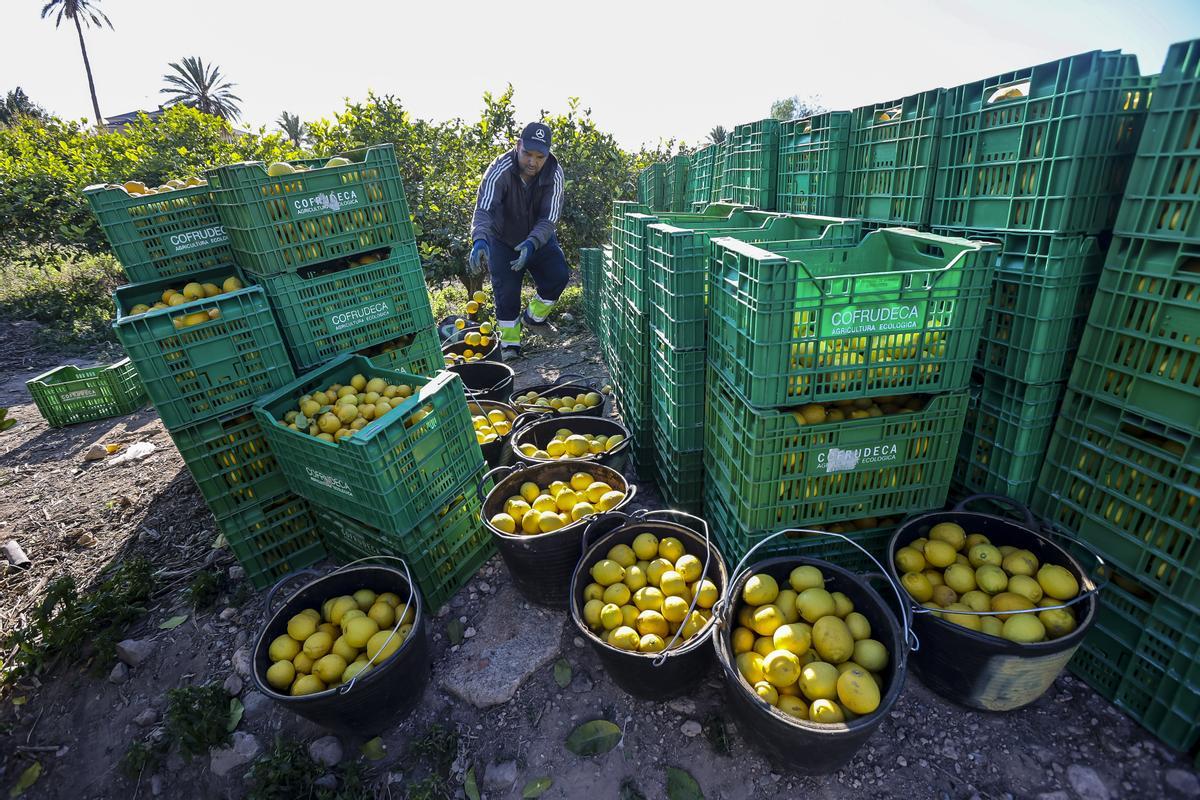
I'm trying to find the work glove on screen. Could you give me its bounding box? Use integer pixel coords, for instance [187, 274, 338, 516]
[468, 240, 489, 275]
[510, 239, 535, 273]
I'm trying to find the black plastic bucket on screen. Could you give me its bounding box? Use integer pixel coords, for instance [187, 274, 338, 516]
[478, 461, 635, 608]
[448, 360, 515, 402]
[509, 373, 608, 418]
[436, 315, 468, 342]
[713, 530, 911, 774]
[570, 510, 729, 700]
[442, 335, 500, 365]
[508, 413, 631, 472]
[251, 560, 430, 736]
[886, 494, 1101, 712]
[466, 400, 523, 468]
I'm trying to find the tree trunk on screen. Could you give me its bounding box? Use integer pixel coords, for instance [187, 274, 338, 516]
[73, 15, 102, 127]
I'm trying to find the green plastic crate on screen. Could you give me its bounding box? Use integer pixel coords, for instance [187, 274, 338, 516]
[26, 358, 146, 428]
[112, 266, 295, 431]
[1115, 39, 1200, 244]
[954, 371, 1065, 506]
[84, 182, 232, 283]
[580, 247, 603, 334]
[647, 213, 862, 350]
[1068, 235, 1200, 431]
[253, 354, 484, 531]
[361, 328, 443, 377]
[1034, 390, 1200, 607]
[706, 369, 968, 531]
[722, 119, 780, 210]
[665, 154, 691, 212]
[933, 50, 1150, 234]
[1069, 575, 1200, 753]
[651, 426, 703, 514]
[933, 230, 1105, 384]
[615, 297, 652, 430]
[704, 482, 899, 571]
[777, 112, 851, 217]
[258, 242, 433, 371]
[708, 228, 997, 409]
[205, 144, 415, 278]
[218, 489, 326, 590]
[687, 145, 717, 209]
[648, 330, 705, 452]
[846, 89, 944, 227]
[317, 468, 495, 611]
[710, 141, 730, 204]
[637, 163, 667, 211]
[170, 410, 290, 520]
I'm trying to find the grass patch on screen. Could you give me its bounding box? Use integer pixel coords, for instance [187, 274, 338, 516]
[185, 567, 226, 612]
[164, 684, 234, 759]
[0, 245, 124, 348]
[246, 738, 369, 800]
[1, 556, 154, 684]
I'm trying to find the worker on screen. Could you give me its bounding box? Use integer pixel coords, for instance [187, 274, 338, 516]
[468, 121, 567, 360]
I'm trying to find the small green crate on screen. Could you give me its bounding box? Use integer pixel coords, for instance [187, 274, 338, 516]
[710, 141, 730, 204]
[1034, 390, 1200, 607]
[26, 358, 146, 428]
[205, 144, 415, 278]
[651, 427, 703, 513]
[706, 370, 968, 531]
[112, 266, 295, 431]
[218, 489, 326, 590]
[1069, 575, 1200, 753]
[687, 145, 717, 209]
[777, 112, 851, 217]
[722, 119, 781, 210]
[1068, 235, 1200, 431]
[933, 230, 1105, 384]
[170, 410, 290, 520]
[253, 354, 484, 532]
[933, 50, 1150, 234]
[705, 483, 899, 571]
[649, 330, 705, 452]
[615, 299, 652, 429]
[846, 89, 944, 227]
[361, 327, 443, 377]
[84, 182, 232, 284]
[317, 468, 495, 611]
[258, 242, 433, 371]
[665, 154, 691, 212]
[580, 247, 603, 334]
[708, 228, 996, 408]
[1115, 39, 1200, 244]
[637, 163, 667, 211]
[647, 213, 862, 350]
[955, 371, 1066, 506]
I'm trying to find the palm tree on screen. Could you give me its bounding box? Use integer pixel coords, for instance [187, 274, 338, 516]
[707, 125, 727, 145]
[41, 0, 112, 127]
[161, 57, 242, 121]
[1, 87, 46, 126]
[277, 111, 306, 147]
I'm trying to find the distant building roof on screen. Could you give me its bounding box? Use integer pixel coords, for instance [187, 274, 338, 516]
[104, 107, 166, 127]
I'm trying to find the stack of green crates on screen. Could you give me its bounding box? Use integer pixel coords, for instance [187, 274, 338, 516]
[776, 112, 851, 217]
[710, 141, 729, 206]
[664, 154, 690, 212]
[686, 145, 718, 210]
[931, 50, 1155, 505]
[579, 247, 603, 336]
[637, 163, 668, 211]
[1032, 38, 1200, 757]
[720, 119, 780, 210]
[704, 229, 997, 562]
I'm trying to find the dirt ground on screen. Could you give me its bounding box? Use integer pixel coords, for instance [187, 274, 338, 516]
[1, 317, 1198, 800]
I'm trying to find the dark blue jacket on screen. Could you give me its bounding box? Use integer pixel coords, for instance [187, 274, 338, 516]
[471, 149, 565, 250]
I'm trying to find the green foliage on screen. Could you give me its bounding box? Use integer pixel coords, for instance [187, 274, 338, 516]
[1, 556, 154, 683]
[1, 88, 45, 127]
[707, 125, 728, 145]
[0, 246, 123, 347]
[0, 105, 299, 254]
[770, 94, 827, 121]
[185, 568, 225, 611]
[246, 738, 370, 800]
[165, 684, 233, 758]
[120, 738, 166, 779]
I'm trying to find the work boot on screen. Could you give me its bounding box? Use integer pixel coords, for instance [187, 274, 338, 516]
[500, 344, 523, 362]
[498, 319, 522, 359]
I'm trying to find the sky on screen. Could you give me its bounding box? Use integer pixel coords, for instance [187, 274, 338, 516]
[3, 0, 1199, 150]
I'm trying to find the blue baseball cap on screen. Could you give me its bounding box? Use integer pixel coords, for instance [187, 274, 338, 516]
[521, 122, 552, 154]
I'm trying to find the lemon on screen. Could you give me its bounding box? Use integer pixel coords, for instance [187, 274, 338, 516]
[632, 532, 659, 560]
[609, 626, 640, 651]
[751, 605, 785, 636]
[332, 636, 359, 662]
[491, 513, 516, 533]
[532, 494, 558, 513]
[571, 501, 596, 521]
[680, 610, 708, 639]
[555, 490, 580, 512]
[591, 559, 625, 586]
[923, 539, 957, 568]
[341, 660, 372, 683]
[620, 605, 639, 627]
[303, 631, 333, 660]
[1039, 606, 1077, 639]
[830, 591, 854, 618]
[754, 636, 776, 657]
[287, 613, 317, 642]
[635, 610, 669, 637]
[1037, 564, 1079, 600]
[563, 435, 589, 457]
[772, 623, 812, 656]
[539, 512, 565, 533]
[314, 653, 348, 684]
[662, 595, 689, 624]
[341, 609, 366, 625]
[520, 509, 542, 534]
[852, 639, 889, 672]
[773, 590, 799, 623]
[292, 652, 315, 675]
[763, 649, 801, 687]
[366, 629, 405, 662]
[624, 565, 647, 591]
[596, 490, 625, 511]
[266, 659, 295, 691]
[660, 570, 689, 598]
[755, 681, 780, 706]
[605, 434, 625, 451]
[692, 579, 719, 608]
[657, 537, 684, 562]
[585, 481, 612, 504]
[633, 586, 664, 612]
[1008, 574, 1044, 603]
[779, 695, 809, 719]
[1002, 549, 1039, 577]
[608, 544, 637, 567]
[568, 472, 592, 492]
[795, 588, 836, 622]
[291, 674, 326, 696]
[639, 634, 666, 653]
[732, 627, 756, 654]
[674, 554, 702, 583]
[799, 661, 839, 701]
[646, 558, 672, 587]
[844, 612, 871, 640]
[813, 616, 855, 664]
[377, 592, 401, 607]
[299, 608, 321, 622]
[520, 482, 540, 503]
[743, 573, 780, 605]
[599, 603, 623, 630]
[546, 440, 566, 457]
[583, 599, 605, 628]
[269, 634, 301, 662]
[603, 582, 631, 606]
[737, 652, 766, 684]
[789, 565, 824, 592]
[344, 616, 380, 649]
[1001, 614, 1046, 643]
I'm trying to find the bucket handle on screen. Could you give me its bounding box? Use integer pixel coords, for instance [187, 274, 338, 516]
[952, 493, 1036, 529]
[862, 572, 919, 653]
[461, 369, 512, 400]
[332, 555, 417, 695]
[550, 372, 587, 388]
[263, 568, 323, 620]
[715, 528, 917, 653]
[580, 510, 633, 554]
[510, 410, 553, 434]
[631, 509, 713, 667]
[477, 464, 516, 504]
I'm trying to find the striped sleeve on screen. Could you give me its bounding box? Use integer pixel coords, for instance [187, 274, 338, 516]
[529, 163, 565, 249]
[471, 154, 511, 243]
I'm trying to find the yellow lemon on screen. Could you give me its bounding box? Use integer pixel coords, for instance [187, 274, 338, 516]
[632, 532, 660, 560]
[344, 616, 381, 649]
[290, 674, 326, 696]
[366, 629, 405, 662]
[490, 513, 516, 533]
[303, 631, 333, 660]
[743, 573, 780, 606]
[266, 659, 295, 691]
[269, 634, 301, 662]
[287, 613, 317, 642]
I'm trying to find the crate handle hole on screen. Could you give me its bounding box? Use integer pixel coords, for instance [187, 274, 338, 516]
[987, 81, 1030, 105]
